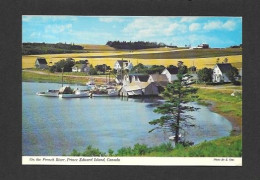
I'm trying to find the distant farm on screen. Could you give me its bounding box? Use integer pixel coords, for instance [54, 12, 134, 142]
[22, 44, 242, 69]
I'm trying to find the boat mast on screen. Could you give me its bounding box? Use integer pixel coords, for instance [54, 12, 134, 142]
[61, 67, 64, 87]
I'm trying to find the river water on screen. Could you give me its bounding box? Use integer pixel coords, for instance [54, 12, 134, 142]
[22, 82, 232, 156]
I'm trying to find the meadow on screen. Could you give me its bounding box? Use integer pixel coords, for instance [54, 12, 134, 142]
[22, 45, 242, 69]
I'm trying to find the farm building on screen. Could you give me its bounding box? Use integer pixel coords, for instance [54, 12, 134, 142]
[161, 68, 178, 82]
[114, 60, 133, 71]
[212, 63, 233, 83]
[198, 43, 209, 48]
[72, 64, 90, 73]
[120, 82, 159, 97]
[35, 57, 48, 69]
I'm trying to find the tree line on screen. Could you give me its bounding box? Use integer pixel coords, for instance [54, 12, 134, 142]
[22, 42, 84, 55]
[106, 41, 176, 50]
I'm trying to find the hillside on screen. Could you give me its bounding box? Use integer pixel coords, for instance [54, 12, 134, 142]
[78, 48, 242, 59]
[22, 43, 86, 55]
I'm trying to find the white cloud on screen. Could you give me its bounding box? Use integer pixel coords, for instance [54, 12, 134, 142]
[222, 20, 236, 31]
[189, 23, 200, 31]
[99, 17, 125, 23]
[203, 20, 236, 31]
[164, 23, 187, 35]
[45, 24, 72, 33]
[122, 17, 187, 39]
[180, 17, 198, 23]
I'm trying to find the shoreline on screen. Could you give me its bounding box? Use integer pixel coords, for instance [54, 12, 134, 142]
[207, 101, 242, 135]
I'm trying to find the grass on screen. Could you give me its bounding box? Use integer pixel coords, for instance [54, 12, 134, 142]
[22, 71, 89, 85]
[196, 88, 242, 129]
[159, 135, 242, 157]
[68, 135, 242, 157]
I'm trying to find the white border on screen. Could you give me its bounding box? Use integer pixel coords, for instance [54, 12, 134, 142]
[22, 156, 242, 166]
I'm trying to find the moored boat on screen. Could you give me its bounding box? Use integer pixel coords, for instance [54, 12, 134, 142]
[90, 89, 118, 97]
[36, 89, 59, 97]
[58, 86, 90, 98]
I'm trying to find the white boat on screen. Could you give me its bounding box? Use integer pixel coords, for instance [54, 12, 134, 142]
[90, 89, 118, 97]
[36, 89, 59, 97]
[58, 88, 90, 98]
[168, 134, 182, 140]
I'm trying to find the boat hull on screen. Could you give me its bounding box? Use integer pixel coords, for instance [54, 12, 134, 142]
[36, 92, 59, 97]
[58, 93, 90, 98]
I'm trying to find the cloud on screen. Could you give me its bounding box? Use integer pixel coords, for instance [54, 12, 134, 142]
[122, 17, 187, 39]
[180, 17, 198, 23]
[203, 20, 236, 31]
[99, 17, 125, 23]
[189, 23, 201, 31]
[164, 23, 187, 35]
[45, 24, 72, 33]
[222, 20, 236, 31]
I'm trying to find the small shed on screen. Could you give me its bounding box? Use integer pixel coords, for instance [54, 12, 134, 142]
[35, 57, 48, 69]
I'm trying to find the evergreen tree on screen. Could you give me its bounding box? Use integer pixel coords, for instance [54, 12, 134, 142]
[149, 64, 199, 144]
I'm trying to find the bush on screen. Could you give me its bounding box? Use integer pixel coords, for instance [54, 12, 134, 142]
[233, 81, 241, 86]
[81, 145, 106, 156]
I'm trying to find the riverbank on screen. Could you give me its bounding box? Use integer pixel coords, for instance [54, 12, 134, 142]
[196, 88, 242, 135]
[22, 70, 111, 85]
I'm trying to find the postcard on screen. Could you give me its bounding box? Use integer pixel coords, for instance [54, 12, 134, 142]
[22, 16, 242, 166]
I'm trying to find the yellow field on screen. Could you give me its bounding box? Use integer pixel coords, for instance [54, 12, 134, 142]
[22, 48, 242, 69]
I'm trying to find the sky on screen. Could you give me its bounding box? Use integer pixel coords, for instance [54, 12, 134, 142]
[22, 16, 242, 48]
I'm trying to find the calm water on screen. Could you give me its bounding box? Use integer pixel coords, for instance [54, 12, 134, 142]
[22, 82, 232, 156]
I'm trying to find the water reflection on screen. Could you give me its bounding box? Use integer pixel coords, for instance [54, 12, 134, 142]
[22, 82, 232, 156]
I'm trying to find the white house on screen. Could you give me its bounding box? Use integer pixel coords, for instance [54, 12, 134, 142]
[114, 60, 133, 71]
[72, 64, 90, 73]
[35, 57, 48, 69]
[161, 68, 179, 82]
[212, 63, 233, 83]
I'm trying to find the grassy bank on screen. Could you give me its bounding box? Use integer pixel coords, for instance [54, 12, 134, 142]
[196, 88, 242, 133]
[69, 135, 242, 157]
[22, 71, 89, 85]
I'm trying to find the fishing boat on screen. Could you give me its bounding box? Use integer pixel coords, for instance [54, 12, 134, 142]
[90, 89, 118, 97]
[36, 89, 59, 97]
[58, 86, 90, 98]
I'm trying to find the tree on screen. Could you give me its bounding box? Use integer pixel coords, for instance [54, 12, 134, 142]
[149, 64, 199, 144]
[223, 57, 228, 63]
[147, 65, 165, 74]
[216, 58, 220, 64]
[226, 66, 239, 83]
[89, 64, 97, 75]
[167, 65, 178, 72]
[197, 68, 213, 83]
[131, 63, 148, 73]
[49, 58, 75, 72]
